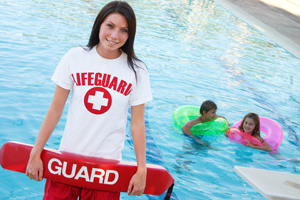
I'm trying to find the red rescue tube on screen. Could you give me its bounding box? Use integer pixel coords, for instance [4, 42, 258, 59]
[226, 128, 263, 147]
[0, 141, 174, 195]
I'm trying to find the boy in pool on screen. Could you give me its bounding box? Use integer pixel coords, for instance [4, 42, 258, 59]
[182, 100, 228, 142]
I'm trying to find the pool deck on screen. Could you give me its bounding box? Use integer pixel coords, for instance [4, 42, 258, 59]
[214, 0, 300, 59]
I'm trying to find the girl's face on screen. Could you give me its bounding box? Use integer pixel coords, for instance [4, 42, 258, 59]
[243, 117, 256, 134]
[97, 13, 129, 59]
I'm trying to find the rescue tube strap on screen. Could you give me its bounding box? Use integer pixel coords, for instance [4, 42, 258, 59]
[164, 183, 174, 200]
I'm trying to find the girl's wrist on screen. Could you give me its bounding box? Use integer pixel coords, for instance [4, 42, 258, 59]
[136, 166, 147, 175]
[30, 147, 43, 159]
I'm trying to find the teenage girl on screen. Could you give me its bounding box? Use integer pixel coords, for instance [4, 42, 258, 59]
[25, 1, 152, 199]
[239, 113, 272, 152]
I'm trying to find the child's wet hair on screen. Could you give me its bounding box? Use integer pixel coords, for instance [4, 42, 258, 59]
[200, 100, 217, 115]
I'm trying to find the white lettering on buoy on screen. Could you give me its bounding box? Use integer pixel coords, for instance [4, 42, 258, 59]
[90, 168, 105, 183]
[74, 166, 89, 182]
[62, 162, 77, 178]
[104, 170, 119, 185]
[48, 158, 62, 175]
[48, 158, 119, 185]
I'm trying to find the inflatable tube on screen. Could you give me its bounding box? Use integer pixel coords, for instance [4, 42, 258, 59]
[173, 105, 228, 136]
[0, 141, 174, 195]
[226, 128, 263, 147]
[229, 117, 283, 150]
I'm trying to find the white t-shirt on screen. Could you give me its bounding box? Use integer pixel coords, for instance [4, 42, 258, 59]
[51, 46, 152, 160]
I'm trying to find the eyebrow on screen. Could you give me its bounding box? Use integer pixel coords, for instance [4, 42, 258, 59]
[107, 21, 128, 29]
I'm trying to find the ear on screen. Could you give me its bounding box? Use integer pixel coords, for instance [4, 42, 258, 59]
[202, 111, 207, 116]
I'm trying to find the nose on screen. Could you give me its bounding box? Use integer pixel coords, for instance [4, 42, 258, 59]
[111, 30, 118, 39]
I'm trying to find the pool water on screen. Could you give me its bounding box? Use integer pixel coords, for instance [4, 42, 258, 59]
[1, 0, 300, 199]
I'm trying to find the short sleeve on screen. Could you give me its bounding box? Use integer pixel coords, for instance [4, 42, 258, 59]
[51, 49, 74, 90]
[129, 63, 152, 106]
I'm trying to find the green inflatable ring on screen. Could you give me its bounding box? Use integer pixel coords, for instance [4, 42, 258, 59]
[172, 105, 228, 136]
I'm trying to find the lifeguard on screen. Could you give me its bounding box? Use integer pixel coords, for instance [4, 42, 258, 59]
[71, 72, 132, 96]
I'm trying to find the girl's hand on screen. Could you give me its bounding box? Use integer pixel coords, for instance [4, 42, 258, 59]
[25, 154, 43, 181]
[127, 168, 146, 196]
[224, 126, 230, 137]
[245, 141, 253, 147]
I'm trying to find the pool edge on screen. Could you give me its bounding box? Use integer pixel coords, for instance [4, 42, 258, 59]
[213, 0, 300, 59]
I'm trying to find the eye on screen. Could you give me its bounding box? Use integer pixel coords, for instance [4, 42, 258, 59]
[107, 24, 113, 28]
[121, 28, 128, 33]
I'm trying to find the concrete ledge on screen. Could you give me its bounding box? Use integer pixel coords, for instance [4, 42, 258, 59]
[214, 0, 300, 59]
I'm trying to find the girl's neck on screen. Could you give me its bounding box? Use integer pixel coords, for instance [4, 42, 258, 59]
[96, 45, 122, 59]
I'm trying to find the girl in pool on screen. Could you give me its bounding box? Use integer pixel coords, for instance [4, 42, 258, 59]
[25, 1, 152, 199]
[239, 113, 272, 151]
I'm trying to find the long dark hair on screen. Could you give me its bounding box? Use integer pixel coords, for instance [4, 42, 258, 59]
[239, 113, 260, 137]
[86, 1, 141, 79]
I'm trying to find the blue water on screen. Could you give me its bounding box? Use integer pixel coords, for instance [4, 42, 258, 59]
[1, 0, 300, 199]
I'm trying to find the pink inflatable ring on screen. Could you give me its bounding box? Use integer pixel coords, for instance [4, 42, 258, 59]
[226, 128, 263, 147]
[228, 116, 283, 150]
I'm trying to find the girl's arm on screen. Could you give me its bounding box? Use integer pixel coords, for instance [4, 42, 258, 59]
[246, 140, 273, 151]
[127, 104, 147, 196]
[25, 85, 70, 181]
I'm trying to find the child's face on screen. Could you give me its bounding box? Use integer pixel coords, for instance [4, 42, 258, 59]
[243, 117, 256, 134]
[203, 108, 217, 121]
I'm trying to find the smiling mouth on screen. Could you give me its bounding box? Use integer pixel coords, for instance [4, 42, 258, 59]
[244, 129, 251, 133]
[107, 39, 118, 45]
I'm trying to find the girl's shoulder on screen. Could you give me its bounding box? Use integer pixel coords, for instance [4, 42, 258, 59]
[255, 135, 264, 143]
[133, 58, 147, 69]
[132, 59, 149, 77]
[61, 47, 94, 62]
[67, 46, 89, 55]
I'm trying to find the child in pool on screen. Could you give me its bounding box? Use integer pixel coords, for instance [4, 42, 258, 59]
[181, 100, 228, 143]
[238, 113, 272, 151]
[25, 1, 152, 199]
